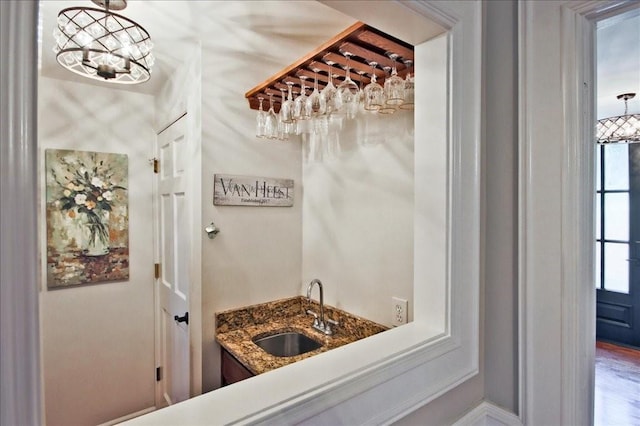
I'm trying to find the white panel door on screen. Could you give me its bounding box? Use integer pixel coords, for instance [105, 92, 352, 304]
[157, 115, 190, 406]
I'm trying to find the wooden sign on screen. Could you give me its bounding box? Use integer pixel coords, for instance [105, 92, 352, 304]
[213, 174, 294, 207]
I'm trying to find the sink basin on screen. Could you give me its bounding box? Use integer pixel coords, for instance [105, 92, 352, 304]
[253, 332, 322, 357]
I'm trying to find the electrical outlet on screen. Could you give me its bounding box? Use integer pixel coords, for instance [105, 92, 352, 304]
[391, 297, 408, 326]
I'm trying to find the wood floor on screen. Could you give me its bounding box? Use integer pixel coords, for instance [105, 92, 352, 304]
[595, 341, 640, 426]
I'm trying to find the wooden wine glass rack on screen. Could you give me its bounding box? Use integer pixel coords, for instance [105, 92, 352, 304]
[245, 21, 414, 112]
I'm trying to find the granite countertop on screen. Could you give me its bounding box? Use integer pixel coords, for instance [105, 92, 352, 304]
[215, 296, 388, 375]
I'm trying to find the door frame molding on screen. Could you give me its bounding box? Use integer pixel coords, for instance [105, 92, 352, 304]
[0, 2, 41, 425]
[518, 1, 638, 424]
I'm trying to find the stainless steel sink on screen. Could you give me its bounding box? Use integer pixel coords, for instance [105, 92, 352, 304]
[253, 332, 322, 357]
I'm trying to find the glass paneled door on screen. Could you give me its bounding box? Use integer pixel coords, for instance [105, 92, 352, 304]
[596, 143, 640, 347]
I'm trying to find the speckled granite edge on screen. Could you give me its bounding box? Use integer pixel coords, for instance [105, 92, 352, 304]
[216, 296, 304, 334]
[215, 296, 388, 375]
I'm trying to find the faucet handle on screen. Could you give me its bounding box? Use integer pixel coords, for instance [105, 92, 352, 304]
[306, 309, 320, 326]
[324, 317, 339, 335]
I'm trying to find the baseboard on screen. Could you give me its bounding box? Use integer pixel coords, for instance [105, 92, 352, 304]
[453, 401, 522, 426]
[98, 407, 156, 426]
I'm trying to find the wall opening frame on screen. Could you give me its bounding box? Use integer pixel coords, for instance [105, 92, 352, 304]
[126, 1, 482, 423]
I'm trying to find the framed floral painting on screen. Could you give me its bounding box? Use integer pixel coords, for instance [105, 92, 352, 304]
[45, 149, 129, 288]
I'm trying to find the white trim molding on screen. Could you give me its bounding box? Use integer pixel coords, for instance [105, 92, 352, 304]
[0, 1, 42, 425]
[123, 0, 483, 424]
[518, 1, 636, 424]
[454, 402, 522, 426]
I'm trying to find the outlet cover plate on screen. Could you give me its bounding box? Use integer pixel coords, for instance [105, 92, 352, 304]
[391, 297, 408, 326]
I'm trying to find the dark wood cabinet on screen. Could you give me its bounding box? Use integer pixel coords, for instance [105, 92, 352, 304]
[221, 348, 254, 386]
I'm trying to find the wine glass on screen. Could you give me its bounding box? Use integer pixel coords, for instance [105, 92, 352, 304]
[336, 51, 360, 119]
[383, 52, 405, 107]
[280, 81, 295, 124]
[356, 69, 367, 106]
[377, 66, 396, 114]
[399, 59, 414, 110]
[293, 75, 310, 121]
[255, 96, 266, 138]
[278, 88, 289, 140]
[306, 68, 326, 117]
[264, 93, 278, 139]
[321, 57, 338, 115]
[363, 61, 383, 111]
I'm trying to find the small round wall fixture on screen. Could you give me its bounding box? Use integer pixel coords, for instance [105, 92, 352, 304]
[597, 93, 640, 144]
[53, 0, 154, 84]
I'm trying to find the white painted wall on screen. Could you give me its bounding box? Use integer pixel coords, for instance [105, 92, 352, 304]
[38, 77, 156, 426]
[194, 1, 355, 392]
[301, 112, 414, 327]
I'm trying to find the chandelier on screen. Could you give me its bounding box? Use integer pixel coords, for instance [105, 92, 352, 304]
[596, 93, 640, 144]
[53, 0, 154, 84]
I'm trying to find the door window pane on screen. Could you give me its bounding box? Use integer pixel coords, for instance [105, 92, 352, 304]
[604, 193, 629, 241]
[604, 144, 629, 190]
[596, 146, 601, 191]
[595, 242, 601, 289]
[604, 242, 629, 293]
[596, 193, 601, 240]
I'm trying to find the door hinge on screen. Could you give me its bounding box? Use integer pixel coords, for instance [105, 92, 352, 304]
[154, 263, 160, 279]
[153, 158, 159, 174]
[156, 366, 162, 382]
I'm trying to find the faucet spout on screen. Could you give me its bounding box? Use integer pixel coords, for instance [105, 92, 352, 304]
[307, 279, 324, 327]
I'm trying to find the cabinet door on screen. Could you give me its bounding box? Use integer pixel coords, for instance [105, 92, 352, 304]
[221, 348, 254, 386]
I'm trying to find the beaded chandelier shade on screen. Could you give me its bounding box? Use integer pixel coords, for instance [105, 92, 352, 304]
[53, 0, 154, 84]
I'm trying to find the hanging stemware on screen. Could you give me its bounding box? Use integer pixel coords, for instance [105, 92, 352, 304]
[321, 57, 339, 115]
[377, 66, 396, 114]
[280, 81, 295, 124]
[383, 52, 405, 107]
[264, 93, 278, 139]
[278, 88, 289, 140]
[306, 68, 326, 118]
[363, 61, 384, 111]
[399, 59, 414, 110]
[293, 75, 310, 121]
[336, 50, 360, 119]
[356, 69, 367, 106]
[255, 96, 266, 138]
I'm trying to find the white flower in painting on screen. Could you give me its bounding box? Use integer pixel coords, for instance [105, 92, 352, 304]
[91, 177, 104, 188]
[63, 156, 77, 165]
[74, 194, 87, 205]
[102, 191, 113, 201]
[63, 189, 71, 197]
